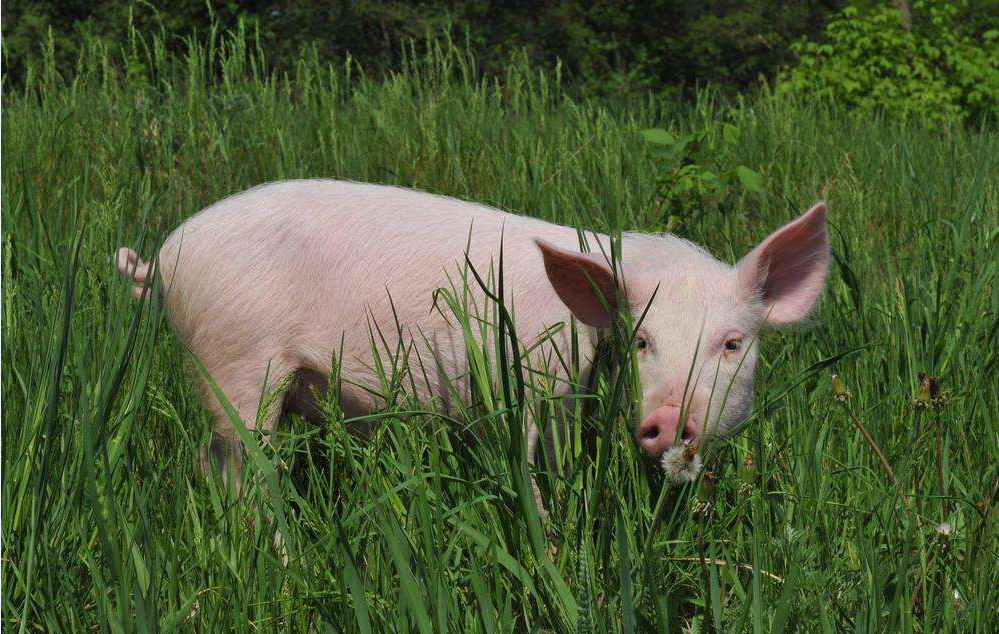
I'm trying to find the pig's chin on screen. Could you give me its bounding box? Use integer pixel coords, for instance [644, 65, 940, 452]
[686, 410, 741, 447]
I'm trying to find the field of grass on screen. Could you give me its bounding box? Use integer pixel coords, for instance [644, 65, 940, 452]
[2, 30, 997, 633]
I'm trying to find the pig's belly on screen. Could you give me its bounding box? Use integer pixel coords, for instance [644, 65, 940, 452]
[294, 307, 479, 419]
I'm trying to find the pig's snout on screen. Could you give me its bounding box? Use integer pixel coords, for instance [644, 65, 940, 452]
[636, 405, 701, 457]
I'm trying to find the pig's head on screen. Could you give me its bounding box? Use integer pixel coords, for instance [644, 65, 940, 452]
[537, 203, 829, 459]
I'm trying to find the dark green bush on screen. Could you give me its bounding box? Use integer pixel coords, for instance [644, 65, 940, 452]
[1, 0, 840, 95]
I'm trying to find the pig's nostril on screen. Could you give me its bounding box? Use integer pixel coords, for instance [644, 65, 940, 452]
[641, 426, 659, 440]
[680, 423, 701, 444]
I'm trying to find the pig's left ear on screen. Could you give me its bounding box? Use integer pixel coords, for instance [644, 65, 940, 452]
[737, 202, 830, 326]
[536, 239, 623, 328]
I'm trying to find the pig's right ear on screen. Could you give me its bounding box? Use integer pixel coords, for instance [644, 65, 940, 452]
[536, 239, 620, 328]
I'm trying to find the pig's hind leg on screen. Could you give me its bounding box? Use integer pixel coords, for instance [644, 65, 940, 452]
[197, 354, 297, 486]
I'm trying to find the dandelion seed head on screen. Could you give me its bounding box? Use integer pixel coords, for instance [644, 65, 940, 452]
[660, 443, 702, 483]
[934, 522, 952, 537]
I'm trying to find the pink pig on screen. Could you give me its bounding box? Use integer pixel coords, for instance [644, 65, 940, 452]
[116, 180, 828, 489]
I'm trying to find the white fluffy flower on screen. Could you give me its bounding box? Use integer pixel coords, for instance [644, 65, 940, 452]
[934, 522, 952, 537]
[660, 443, 702, 484]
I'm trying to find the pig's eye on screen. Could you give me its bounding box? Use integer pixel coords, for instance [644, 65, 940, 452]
[636, 335, 649, 353]
[723, 338, 742, 354]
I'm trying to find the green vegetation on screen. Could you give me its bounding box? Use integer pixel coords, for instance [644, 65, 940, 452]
[780, 0, 999, 125]
[3, 27, 997, 634]
[640, 122, 766, 234]
[7, 1, 996, 121]
[1, 0, 843, 93]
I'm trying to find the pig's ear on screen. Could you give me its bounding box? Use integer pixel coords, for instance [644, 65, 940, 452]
[536, 239, 620, 328]
[737, 202, 830, 326]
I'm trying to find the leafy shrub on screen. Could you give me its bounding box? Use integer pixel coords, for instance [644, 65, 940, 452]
[640, 123, 765, 233]
[779, 1, 999, 124]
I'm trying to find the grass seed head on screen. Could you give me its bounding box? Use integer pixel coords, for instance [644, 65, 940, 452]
[915, 373, 946, 409]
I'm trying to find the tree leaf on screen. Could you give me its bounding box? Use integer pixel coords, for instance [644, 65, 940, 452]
[723, 123, 741, 145]
[735, 165, 765, 193]
[640, 128, 675, 146]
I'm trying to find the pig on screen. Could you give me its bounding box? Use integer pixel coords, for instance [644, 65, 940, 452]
[116, 180, 828, 500]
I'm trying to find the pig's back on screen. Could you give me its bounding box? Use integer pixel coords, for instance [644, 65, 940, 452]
[162, 179, 578, 265]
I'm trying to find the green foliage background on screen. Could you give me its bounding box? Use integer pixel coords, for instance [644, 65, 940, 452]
[7, 1, 998, 123]
[2, 0, 842, 94]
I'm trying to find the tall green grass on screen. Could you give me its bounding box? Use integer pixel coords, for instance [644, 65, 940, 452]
[3, 28, 997, 633]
